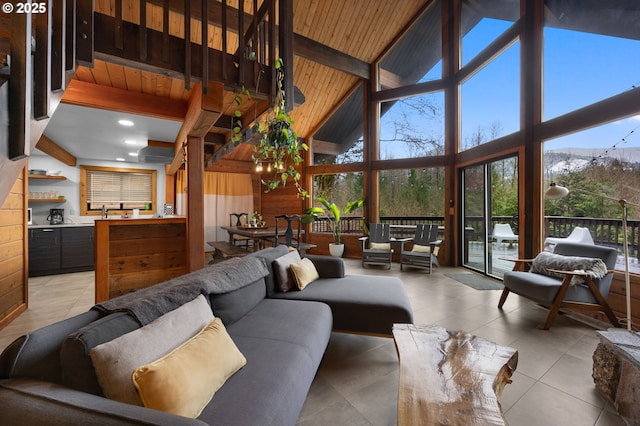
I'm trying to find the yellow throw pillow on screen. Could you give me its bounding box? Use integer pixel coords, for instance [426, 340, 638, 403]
[132, 317, 246, 418]
[411, 244, 431, 253]
[289, 258, 320, 290]
[369, 242, 391, 250]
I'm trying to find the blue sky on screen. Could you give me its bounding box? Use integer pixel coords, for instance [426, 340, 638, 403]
[379, 18, 640, 158]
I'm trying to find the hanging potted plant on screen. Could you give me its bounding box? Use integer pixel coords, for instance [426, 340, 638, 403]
[303, 197, 364, 257]
[252, 58, 308, 198]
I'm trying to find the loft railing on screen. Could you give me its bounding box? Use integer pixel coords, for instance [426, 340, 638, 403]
[94, 0, 282, 97]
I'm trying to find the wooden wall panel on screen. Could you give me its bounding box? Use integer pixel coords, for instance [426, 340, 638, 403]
[94, 218, 188, 302]
[306, 233, 364, 259]
[607, 273, 640, 327]
[0, 167, 27, 329]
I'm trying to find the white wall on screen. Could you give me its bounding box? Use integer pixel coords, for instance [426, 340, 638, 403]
[28, 152, 166, 225]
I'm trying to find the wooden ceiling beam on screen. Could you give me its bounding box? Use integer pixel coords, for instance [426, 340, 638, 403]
[167, 82, 225, 175]
[36, 134, 77, 166]
[205, 159, 255, 174]
[62, 79, 187, 120]
[312, 139, 344, 156]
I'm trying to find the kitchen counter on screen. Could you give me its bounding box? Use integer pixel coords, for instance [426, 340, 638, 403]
[29, 223, 95, 229]
[94, 217, 188, 302]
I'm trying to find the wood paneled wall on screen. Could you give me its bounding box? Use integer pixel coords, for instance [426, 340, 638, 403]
[95, 218, 188, 302]
[0, 167, 27, 328]
[607, 273, 640, 329]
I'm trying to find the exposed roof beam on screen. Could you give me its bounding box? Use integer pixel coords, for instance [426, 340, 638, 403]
[62, 79, 187, 120]
[312, 139, 343, 156]
[36, 134, 77, 166]
[168, 82, 225, 175]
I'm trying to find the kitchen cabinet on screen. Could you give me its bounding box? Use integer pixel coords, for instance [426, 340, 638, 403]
[61, 227, 94, 270]
[28, 228, 61, 276]
[29, 226, 95, 277]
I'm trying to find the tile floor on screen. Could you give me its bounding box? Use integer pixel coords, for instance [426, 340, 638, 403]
[0, 260, 625, 426]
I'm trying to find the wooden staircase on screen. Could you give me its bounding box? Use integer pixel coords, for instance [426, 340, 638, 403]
[0, 0, 293, 206]
[0, 0, 94, 206]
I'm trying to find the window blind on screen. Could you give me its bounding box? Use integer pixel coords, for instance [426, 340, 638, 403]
[87, 170, 153, 205]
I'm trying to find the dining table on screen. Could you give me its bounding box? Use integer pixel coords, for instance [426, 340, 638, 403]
[221, 225, 279, 251]
[221, 225, 310, 252]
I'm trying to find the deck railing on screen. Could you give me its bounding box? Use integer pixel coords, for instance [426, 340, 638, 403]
[309, 215, 640, 260]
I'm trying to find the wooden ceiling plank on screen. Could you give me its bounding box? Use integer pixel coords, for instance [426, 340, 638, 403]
[73, 66, 97, 83]
[36, 134, 77, 166]
[123, 66, 143, 93]
[91, 59, 112, 86]
[61, 79, 187, 120]
[105, 61, 128, 90]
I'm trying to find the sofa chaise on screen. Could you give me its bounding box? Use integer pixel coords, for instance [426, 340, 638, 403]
[0, 246, 413, 425]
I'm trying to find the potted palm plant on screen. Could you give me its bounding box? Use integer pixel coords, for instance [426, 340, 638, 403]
[303, 197, 364, 257]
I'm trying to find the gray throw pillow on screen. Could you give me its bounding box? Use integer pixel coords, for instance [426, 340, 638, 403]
[89, 294, 213, 406]
[273, 250, 301, 292]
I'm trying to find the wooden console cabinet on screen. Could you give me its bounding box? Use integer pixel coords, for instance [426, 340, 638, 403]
[94, 217, 188, 302]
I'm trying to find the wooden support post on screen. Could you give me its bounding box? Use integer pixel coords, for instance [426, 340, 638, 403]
[34, 0, 52, 120]
[187, 135, 204, 271]
[51, 0, 66, 91]
[201, 0, 208, 94]
[114, 0, 123, 50]
[9, 9, 31, 160]
[139, 0, 147, 61]
[162, 0, 170, 62]
[65, 0, 76, 72]
[278, 0, 294, 112]
[75, 0, 94, 67]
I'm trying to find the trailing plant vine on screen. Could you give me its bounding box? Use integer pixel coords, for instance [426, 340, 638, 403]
[251, 58, 308, 198]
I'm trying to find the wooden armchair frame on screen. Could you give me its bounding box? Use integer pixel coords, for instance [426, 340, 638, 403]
[498, 254, 620, 330]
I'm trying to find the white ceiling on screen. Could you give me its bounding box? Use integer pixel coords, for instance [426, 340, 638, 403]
[42, 103, 182, 164]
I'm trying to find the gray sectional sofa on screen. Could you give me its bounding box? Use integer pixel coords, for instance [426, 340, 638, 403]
[0, 245, 413, 425]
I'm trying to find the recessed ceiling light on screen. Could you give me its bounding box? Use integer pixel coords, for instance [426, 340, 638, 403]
[124, 140, 137, 145]
[116, 157, 126, 161]
[128, 152, 138, 157]
[118, 119, 134, 127]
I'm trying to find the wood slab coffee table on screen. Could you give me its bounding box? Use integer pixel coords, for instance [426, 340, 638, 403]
[392, 324, 518, 426]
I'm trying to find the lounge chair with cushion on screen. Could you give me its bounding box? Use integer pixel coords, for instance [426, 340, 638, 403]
[360, 223, 393, 269]
[399, 224, 442, 273]
[498, 242, 620, 330]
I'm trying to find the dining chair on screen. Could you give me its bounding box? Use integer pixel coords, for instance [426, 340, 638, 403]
[399, 224, 441, 273]
[360, 223, 393, 269]
[229, 212, 251, 250]
[274, 214, 302, 249]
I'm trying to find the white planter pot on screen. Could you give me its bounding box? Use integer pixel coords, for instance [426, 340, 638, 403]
[329, 243, 345, 257]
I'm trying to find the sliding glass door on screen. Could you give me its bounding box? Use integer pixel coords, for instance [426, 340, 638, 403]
[461, 157, 519, 278]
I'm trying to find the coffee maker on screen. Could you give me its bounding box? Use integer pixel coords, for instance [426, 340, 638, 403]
[47, 208, 64, 225]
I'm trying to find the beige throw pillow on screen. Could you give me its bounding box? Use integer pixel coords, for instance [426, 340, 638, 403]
[369, 242, 391, 250]
[132, 317, 246, 418]
[411, 244, 431, 253]
[273, 250, 301, 292]
[289, 258, 320, 290]
[89, 295, 213, 406]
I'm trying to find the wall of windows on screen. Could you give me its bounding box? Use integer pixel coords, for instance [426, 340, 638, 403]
[380, 93, 444, 159]
[304, 0, 640, 270]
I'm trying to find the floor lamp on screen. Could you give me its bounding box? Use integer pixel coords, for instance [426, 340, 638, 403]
[546, 182, 635, 331]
